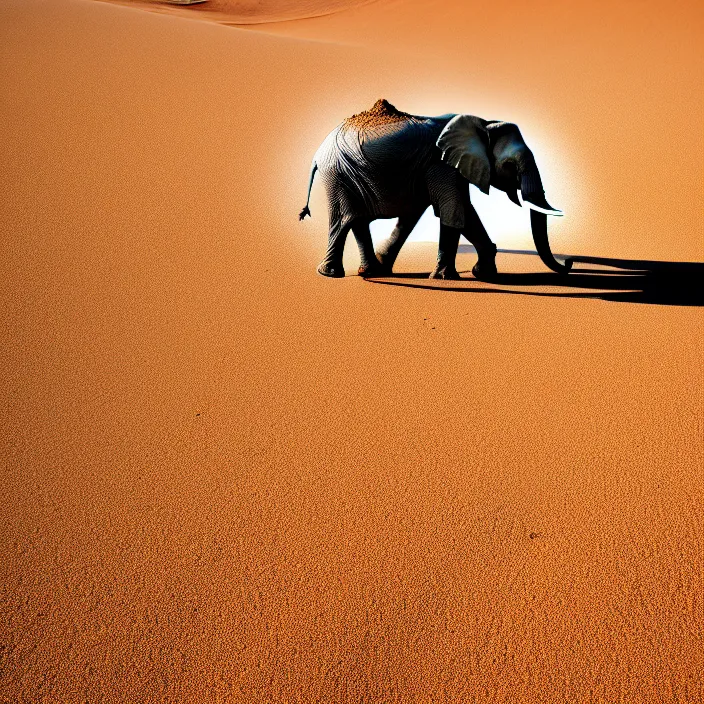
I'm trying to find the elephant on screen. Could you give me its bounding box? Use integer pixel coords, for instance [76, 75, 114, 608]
[299, 99, 572, 280]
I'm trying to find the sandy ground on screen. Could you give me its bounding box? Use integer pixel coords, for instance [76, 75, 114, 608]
[1, 0, 702, 702]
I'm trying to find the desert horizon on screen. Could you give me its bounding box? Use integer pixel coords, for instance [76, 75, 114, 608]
[1, 0, 702, 701]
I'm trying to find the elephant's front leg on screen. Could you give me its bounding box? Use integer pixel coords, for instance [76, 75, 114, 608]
[350, 219, 384, 277]
[462, 205, 498, 280]
[374, 211, 424, 274]
[429, 224, 462, 280]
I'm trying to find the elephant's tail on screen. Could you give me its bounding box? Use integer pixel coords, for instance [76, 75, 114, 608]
[299, 161, 318, 220]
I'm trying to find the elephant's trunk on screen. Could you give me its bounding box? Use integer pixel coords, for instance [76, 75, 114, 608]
[521, 168, 572, 275]
[529, 210, 572, 275]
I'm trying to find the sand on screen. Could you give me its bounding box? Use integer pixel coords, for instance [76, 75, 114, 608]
[1, 0, 702, 702]
[92, 0, 376, 24]
[344, 99, 414, 129]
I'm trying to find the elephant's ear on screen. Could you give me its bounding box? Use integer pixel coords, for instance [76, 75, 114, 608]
[436, 115, 491, 194]
[486, 121, 562, 215]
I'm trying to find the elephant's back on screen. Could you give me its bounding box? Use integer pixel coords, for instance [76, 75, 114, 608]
[354, 118, 438, 168]
[315, 101, 444, 169]
[312, 101, 454, 218]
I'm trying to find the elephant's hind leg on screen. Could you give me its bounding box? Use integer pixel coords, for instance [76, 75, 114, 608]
[318, 216, 352, 278]
[374, 211, 424, 274]
[351, 219, 384, 277]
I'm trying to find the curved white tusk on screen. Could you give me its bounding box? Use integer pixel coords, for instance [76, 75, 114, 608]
[518, 192, 564, 216]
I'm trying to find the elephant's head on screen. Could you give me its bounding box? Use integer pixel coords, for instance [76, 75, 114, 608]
[436, 115, 571, 274]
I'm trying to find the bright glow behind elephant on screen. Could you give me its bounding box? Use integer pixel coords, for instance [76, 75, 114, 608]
[370, 189, 537, 248]
[300, 99, 570, 280]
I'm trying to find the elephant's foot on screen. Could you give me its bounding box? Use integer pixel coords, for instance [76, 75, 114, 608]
[317, 262, 345, 278]
[472, 244, 498, 281]
[374, 251, 395, 276]
[429, 264, 461, 280]
[471, 260, 498, 281]
[358, 261, 387, 278]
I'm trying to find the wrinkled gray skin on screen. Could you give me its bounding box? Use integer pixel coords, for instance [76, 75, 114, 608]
[300, 106, 571, 279]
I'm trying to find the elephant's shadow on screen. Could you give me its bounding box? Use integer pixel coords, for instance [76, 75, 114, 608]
[367, 247, 704, 306]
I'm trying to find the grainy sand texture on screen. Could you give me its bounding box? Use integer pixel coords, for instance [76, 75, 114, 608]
[1, 0, 702, 702]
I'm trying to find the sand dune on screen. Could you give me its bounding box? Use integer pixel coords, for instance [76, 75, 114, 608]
[93, 0, 377, 24]
[1, 0, 702, 702]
